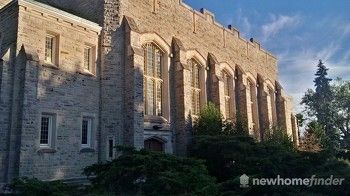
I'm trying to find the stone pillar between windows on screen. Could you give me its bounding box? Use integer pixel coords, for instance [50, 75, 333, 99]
[275, 82, 288, 131]
[207, 53, 220, 108]
[257, 77, 271, 141]
[172, 38, 192, 156]
[235, 72, 251, 135]
[123, 17, 144, 150]
[251, 83, 261, 140]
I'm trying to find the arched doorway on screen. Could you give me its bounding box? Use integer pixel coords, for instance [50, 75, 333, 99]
[144, 138, 164, 152]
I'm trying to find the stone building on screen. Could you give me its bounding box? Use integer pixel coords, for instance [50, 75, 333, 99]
[0, 0, 299, 182]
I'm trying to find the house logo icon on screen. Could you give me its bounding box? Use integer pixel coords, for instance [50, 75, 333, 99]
[240, 174, 249, 188]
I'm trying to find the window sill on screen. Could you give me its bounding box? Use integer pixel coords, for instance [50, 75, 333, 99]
[37, 148, 57, 154]
[80, 148, 95, 153]
[42, 63, 59, 70]
[77, 69, 95, 77]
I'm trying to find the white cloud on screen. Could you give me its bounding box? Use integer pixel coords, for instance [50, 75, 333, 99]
[262, 14, 301, 41]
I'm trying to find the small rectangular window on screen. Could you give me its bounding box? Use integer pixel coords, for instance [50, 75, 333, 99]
[108, 139, 114, 158]
[84, 46, 92, 71]
[81, 118, 92, 148]
[45, 34, 57, 64]
[106, 138, 115, 160]
[40, 115, 53, 147]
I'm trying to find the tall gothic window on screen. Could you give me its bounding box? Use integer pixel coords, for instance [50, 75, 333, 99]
[247, 80, 255, 135]
[190, 59, 201, 116]
[223, 70, 231, 119]
[144, 43, 163, 116]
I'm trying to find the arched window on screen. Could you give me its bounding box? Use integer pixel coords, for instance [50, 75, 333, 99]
[190, 59, 201, 116]
[246, 80, 256, 135]
[144, 43, 163, 116]
[223, 70, 231, 119]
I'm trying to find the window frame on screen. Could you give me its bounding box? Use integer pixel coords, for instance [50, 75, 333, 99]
[44, 34, 57, 65]
[81, 117, 93, 148]
[143, 43, 164, 117]
[222, 70, 232, 119]
[190, 59, 202, 116]
[83, 46, 92, 71]
[40, 114, 53, 148]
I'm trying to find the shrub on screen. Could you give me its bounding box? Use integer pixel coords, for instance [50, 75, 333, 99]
[7, 177, 79, 196]
[84, 147, 218, 195]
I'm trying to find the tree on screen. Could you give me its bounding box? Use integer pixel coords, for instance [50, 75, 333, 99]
[332, 79, 350, 149]
[301, 60, 339, 152]
[84, 147, 217, 195]
[295, 113, 305, 127]
[299, 121, 324, 152]
[193, 102, 248, 136]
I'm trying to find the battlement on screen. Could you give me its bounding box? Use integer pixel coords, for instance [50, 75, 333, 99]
[178, 0, 276, 60]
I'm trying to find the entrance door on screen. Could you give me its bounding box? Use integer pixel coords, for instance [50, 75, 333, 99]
[144, 138, 164, 152]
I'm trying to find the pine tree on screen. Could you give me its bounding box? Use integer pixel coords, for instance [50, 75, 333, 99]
[302, 60, 339, 152]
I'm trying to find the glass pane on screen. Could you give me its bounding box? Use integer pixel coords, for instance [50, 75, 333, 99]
[45, 36, 53, 62]
[109, 140, 113, 158]
[155, 50, 162, 78]
[191, 63, 200, 88]
[147, 45, 154, 76]
[40, 117, 49, 145]
[82, 120, 88, 145]
[156, 82, 162, 116]
[192, 90, 201, 115]
[84, 47, 91, 70]
[225, 98, 230, 118]
[147, 79, 155, 115]
[223, 72, 230, 96]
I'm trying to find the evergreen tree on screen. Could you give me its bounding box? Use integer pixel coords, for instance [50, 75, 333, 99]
[302, 60, 339, 152]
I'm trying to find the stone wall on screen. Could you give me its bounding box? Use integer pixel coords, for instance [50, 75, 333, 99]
[0, 0, 12, 9]
[119, 0, 278, 83]
[0, 2, 18, 183]
[12, 1, 101, 180]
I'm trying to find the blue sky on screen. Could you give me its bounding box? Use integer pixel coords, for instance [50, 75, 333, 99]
[185, 0, 350, 112]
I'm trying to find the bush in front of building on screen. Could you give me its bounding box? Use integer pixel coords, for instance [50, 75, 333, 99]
[83, 146, 218, 196]
[189, 104, 350, 195]
[6, 177, 80, 196]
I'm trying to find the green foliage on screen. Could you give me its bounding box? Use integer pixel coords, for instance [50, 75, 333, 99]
[193, 102, 248, 137]
[264, 127, 295, 152]
[301, 60, 340, 152]
[84, 147, 217, 195]
[332, 79, 350, 149]
[190, 135, 350, 195]
[7, 177, 79, 196]
[193, 102, 224, 136]
[295, 113, 305, 127]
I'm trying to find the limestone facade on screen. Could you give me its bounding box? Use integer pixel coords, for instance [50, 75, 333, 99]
[0, 0, 299, 182]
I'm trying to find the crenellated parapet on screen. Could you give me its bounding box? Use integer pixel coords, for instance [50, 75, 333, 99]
[178, 0, 276, 61]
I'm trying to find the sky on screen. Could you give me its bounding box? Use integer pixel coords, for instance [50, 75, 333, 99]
[185, 0, 350, 112]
